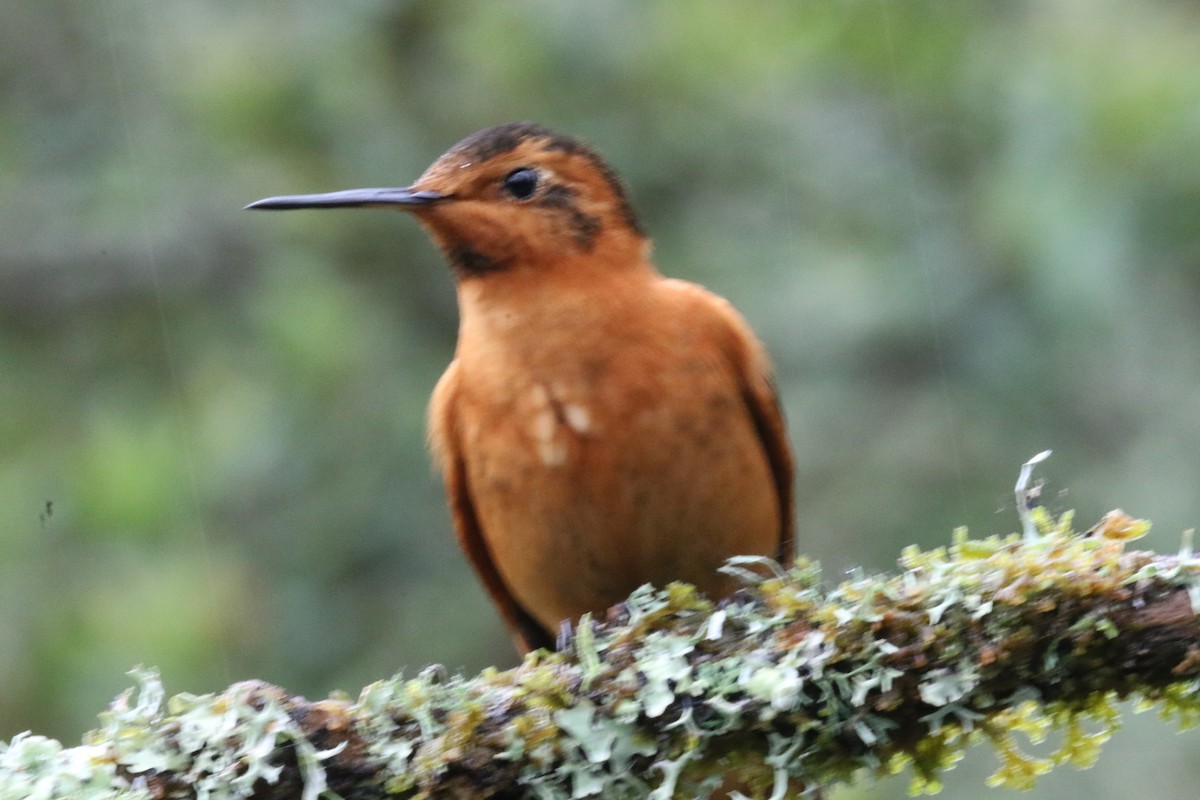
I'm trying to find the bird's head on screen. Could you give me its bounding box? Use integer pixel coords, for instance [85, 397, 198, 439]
[247, 122, 647, 277]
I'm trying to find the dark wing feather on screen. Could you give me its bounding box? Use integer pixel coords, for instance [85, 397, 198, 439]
[430, 362, 553, 653]
[741, 373, 795, 564]
[444, 456, 554, 652]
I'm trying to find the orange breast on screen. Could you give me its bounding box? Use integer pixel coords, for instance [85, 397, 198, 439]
[450, 273, 782, 632]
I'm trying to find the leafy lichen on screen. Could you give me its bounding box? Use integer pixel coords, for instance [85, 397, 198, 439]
[4, 510, 1200, 799]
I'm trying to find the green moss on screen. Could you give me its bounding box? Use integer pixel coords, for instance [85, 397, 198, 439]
[6, 510, 1200, 798]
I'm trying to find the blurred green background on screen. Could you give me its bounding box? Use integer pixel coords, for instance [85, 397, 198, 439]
[3, 0, 1200, 796]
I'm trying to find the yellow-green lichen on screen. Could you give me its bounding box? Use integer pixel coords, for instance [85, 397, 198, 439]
[6, 510, 1200, 799]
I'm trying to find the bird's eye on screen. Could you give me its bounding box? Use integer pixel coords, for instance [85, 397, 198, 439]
[502, 168, 539, 200]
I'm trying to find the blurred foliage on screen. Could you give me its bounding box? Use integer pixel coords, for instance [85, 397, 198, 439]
[2, 0, 1199, 797]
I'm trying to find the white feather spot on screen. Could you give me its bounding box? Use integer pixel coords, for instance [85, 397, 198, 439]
[529, 385, 568, 467]
[563, 403, 591, 434]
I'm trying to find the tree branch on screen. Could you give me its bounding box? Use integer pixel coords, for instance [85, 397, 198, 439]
[5, 510, 1200, 799]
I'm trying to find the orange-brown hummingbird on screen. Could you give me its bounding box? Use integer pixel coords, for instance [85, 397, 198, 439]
[247, 122, 794, 653]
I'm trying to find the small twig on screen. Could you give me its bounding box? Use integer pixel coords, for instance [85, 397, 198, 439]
[1015, 449, 1053, 541]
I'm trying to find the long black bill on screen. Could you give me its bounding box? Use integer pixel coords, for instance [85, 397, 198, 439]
[244, 187, 446, 211]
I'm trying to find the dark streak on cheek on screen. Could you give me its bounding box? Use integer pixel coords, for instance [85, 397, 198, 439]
[567, 209, 601, 250]
[448, 245, 509, 276]
[539, 185, 602, 250]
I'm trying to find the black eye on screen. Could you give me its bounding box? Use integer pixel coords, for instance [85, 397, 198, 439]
[502, 168, 539, 200]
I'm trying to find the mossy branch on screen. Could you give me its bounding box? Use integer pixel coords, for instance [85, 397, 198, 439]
[5, 510, 1200, 799]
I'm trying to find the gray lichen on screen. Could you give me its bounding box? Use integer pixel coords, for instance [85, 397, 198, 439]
[4, 509, 1200, 799]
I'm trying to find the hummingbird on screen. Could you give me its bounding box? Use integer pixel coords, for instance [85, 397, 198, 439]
[247, 122, 794, 653]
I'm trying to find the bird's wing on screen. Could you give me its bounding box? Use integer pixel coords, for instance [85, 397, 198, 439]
[740, 369, 795, 564]
[669, 280, 796, 564]
[428, 361, 554, 653]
